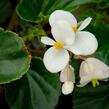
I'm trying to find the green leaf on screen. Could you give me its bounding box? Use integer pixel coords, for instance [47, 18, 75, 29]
[0, 28, 30, 84]
[96, 45, 109, 66]
[0, 0, 12, 25]
[5, 57, 61, 109]
[73, 83, 109, 109]
[16, 0, 93, 23]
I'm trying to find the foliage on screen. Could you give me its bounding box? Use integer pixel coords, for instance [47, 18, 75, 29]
[5, 57, 61, 109]
[0, 28, 30, 84]
[16, 0, 94, 23]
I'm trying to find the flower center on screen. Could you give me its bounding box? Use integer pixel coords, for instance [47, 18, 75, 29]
[91, 79, 99, 87]
[72, 26, 77, 32]
[54, 42, 63, 49]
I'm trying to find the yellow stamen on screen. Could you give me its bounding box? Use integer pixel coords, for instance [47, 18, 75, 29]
[54, 42, 63, 49]
[91, 79, 99, 88]
[72, 26, 77, 32]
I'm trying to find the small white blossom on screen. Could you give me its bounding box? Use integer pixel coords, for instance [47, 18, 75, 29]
[60, 64, 75, 95]
[78, 58, 109, 87]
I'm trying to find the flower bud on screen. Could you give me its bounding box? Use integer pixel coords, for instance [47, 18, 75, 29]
[62, 81, 74, 95]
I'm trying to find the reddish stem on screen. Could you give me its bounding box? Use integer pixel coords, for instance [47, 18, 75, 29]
[78, 56, 87, 61]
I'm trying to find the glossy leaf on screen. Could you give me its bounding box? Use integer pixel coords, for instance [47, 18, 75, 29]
[0, 28, 30, 84]
[5, 57, 61, 109]
[16, 0, 93, 23]
[73, 82, 109, 109]
[96, 45, 109, 66]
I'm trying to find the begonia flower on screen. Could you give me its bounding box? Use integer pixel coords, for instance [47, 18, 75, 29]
[49, 10, 98, 55]
[78, 58, 109, 87]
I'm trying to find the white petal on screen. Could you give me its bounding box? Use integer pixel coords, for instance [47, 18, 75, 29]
[43, 47, 69, 73]
[77, 76, 92, 87]
[41, 37, 55, 45]
[78, 61, 90, 87]
[65, 31, 98, 55]
[79, 58, 109, 84]
[92, 70, 109, 79]
[78, 70, 109, 87]
[79, 60, 95, 78]
[85, 58, 109, 79]
[78, 17, 92, 31]
[51, 20, 75, 45]
[60, 64, 75, 83]
[62, 81, 74, 95]
[70, 65, 75, 83]
[49, 10, 77, 27]
[86, 58, 109, 71]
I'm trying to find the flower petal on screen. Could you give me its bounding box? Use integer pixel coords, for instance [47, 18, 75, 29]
[86, 58, 109, 71]
[41, 37, 55, 45]
[60, 64, 75, 83]
[92, 70, 109, 79]
[79, 60, 94, 77]
[51, 20, 75, 45]
[77, 76, 92, 87]
[43, 47, 69, 73]
[79, 58, 109, 78]
[65, 31, 98, 55]
[62, 81, 74, 95]
[85, 58, 109, 79]
[78, 17, 92, 31]
[78, 58, 109, 87]
[49, 10, 77, 27]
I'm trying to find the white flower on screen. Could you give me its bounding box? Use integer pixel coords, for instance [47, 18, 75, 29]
[49, 10, 98, 55]
[60, 64, 75, 95]
[41, 10, 98, 73]
[41, 36, 73, 73]
[78, 58, 109, 87]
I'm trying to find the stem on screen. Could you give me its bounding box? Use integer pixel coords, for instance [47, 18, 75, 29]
[23, 46, 32, 60]
[6, 9, 17, 30]
[6, 0, 19, 30]
[78, 55, 87, 61]
[30, 49, 44, 56]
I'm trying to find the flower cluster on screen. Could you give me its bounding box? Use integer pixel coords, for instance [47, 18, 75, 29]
[41, 10, 109, 95]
